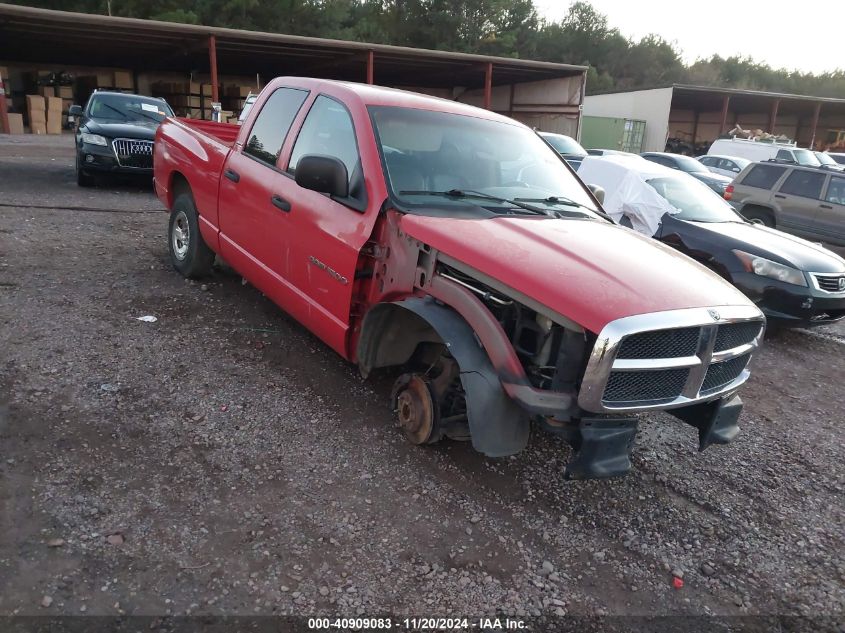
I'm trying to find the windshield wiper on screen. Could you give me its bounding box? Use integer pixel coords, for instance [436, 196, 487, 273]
[99, 103, 130, 120]
[399, 189, 550, 216]
[514, 195, 614, 222]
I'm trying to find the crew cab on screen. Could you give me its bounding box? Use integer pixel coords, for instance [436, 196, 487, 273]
[153, 78, 765, 480]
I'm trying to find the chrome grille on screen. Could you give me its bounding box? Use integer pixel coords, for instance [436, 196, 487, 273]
[578, 306, 765, 413]
[714, 322, 763, 352]
[604, 368, 690, 403]
[112, 138, 154, 169]
[702, 354, 752, 393]
[813, 274, 845, 293]
[616, 327, 700, 359]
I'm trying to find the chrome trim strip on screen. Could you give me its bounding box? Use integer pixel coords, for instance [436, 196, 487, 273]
[578, 305, 764, 414]
[711, 342, 756, 362]
[612, 356, 701, 371]
[809, 272, 845, 295]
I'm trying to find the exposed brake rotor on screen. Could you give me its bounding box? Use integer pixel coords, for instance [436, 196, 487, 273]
[391, 373, 440, 445]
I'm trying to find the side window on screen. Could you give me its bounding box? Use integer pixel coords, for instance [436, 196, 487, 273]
[825, 176, 845, 205]
[722, 159, 739, 173]
[699, 157, 714, 167]
[243, 88, 309, 166]
[741, 164, 786, 189]
[288, 95, 365, 204]
[779, 170, 826, 200]
[776, 149, 793, 162]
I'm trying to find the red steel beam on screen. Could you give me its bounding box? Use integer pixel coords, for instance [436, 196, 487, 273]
[366, 50, 374, 85]
[809, 102, 822, 149]
[0, 72, 10, 134]
[768, 98, 780, 134]
[719, 95, 730, 134]
[483, 62, 493, 110]
[209, 34, 219, 103]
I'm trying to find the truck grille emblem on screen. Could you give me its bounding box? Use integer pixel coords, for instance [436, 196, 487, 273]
[708, 309, 721, 321]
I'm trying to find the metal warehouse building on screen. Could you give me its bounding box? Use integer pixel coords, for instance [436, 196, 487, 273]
[0, 3, 586, 136]
[582, 84, 845, 154]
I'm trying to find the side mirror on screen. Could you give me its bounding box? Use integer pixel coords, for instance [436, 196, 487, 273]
[294, 155, 348, 198]
[732, 167, 740, 172]
[68, 104, 83, 116]
[587, 184, 606, 205]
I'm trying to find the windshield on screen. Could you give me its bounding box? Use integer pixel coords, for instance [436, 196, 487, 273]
[793, 149, 821, 167]
[672, 154, 710, 173]
[87, 93, 173, 122]
[540, 133, 586, 156]
[647, 176, 743, 223]
[369, 106, 600, 218]
[815, 152, 837, 166]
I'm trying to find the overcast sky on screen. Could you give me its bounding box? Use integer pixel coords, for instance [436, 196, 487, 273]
[534, 0, 843, 75]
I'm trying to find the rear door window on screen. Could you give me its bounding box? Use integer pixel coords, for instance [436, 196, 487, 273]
[243, 87, 309, 167]
[779, 170, 826, 200]
[741, 164, 786, 189]
[825, 176, 845, 205]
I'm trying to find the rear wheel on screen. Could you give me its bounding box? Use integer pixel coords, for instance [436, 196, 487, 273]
[168, 192, 214, 278]
[742, 207, 775, 228]
[76, 155, 94, 187]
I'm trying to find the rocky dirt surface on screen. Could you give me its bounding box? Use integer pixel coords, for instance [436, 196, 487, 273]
[0, 136, 843, 626]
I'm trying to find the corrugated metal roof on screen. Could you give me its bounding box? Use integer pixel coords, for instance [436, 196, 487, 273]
[0, 3, 586, 88]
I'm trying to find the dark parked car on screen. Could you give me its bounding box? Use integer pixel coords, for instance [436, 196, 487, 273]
[539, 132, 588, 170]
[579, 156, 845, 328]
[641, 151, 732, 195]
[587, 148, 636, 157]
[70, 91, 173, 186]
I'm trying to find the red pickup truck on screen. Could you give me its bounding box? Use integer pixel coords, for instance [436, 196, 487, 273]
[153, 77, 765, 479]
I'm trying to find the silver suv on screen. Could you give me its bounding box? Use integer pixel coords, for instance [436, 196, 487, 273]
[726, 162, 845, 246]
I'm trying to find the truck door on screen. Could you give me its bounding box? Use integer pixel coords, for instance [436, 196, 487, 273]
[818, 174, 845, 244]
[773, 169, 827, 240]
[216, 87, 309, 286]
[271, 94, 371, 355]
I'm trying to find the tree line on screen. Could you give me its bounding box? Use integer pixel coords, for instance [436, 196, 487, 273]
[14, 0, 845, 97]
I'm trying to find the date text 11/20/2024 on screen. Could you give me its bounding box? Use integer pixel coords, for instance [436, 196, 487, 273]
[307, 617, 527, 630]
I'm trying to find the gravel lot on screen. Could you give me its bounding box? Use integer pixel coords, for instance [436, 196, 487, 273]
[1, 135, 843, 627]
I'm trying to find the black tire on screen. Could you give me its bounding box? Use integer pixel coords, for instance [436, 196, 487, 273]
[741, 207, 775, 228]
[168, 192, 214, 279]
[76, 155, 95, 187]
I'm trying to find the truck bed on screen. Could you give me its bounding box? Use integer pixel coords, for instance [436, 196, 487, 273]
[174, 118, 240, 147]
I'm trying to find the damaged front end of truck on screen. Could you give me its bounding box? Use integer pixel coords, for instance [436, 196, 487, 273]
[354, 210, 765, 480]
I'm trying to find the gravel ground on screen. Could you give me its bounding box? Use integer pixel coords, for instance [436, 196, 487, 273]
[0, 135, 843, 627]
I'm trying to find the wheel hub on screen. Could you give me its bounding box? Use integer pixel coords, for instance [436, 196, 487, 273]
[172, 210, 190, 260]
[392, 374, 438, 445]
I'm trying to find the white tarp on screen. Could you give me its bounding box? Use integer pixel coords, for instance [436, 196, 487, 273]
[577, 155, 680, 236]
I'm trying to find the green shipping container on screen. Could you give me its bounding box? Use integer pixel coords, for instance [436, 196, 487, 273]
[581, 116, 646, 153]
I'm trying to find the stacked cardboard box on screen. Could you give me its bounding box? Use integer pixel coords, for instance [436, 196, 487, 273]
[26, 95, 46, 135]
[6, 114, 24, 135]
[46, 96, 62, 134]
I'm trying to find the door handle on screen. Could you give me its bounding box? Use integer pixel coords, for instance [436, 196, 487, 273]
[820, 204, 833, 209]
[774, 194, 786, 199]
[271, 194, 291, 212]
[224, 168, 240, 183]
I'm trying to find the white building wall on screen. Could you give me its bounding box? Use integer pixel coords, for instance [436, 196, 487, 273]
[584, 87, 674, 152]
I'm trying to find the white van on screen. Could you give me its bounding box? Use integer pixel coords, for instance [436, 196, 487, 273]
[708, 138, 821, 167]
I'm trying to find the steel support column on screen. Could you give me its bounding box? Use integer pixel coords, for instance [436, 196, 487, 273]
[366, 50, 374, 85]
[719, 95, 730, 134]
[768, 99, 780, 134]
[809, 102, 822, 149]
[0, 73, 9, 134]
[483, 62, 492, 110]
[209, 34, 219, 103]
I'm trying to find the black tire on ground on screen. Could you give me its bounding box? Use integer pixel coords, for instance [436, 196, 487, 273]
[76, 155, 95, 187]
[168, 192, 214, 279]
[741, 207, 775, 228]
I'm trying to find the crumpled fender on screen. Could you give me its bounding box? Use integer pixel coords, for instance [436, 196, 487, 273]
[358, 297, 529, 457]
